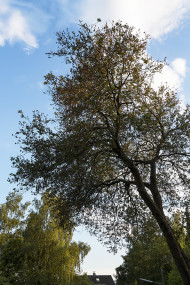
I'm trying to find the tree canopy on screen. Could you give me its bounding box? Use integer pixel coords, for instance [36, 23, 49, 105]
[10, 21, 190, 284]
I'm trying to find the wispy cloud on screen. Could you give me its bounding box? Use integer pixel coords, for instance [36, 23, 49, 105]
[153, 58, 187, 91]
[153, 58, 187, 111]
[0, 0, 77, 50]
[78, 0, 190, 39]
[1, 0, 190, 49]
[0, 0, 38, 49]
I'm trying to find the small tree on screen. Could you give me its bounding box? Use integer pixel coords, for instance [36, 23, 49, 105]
[11, 21, 190, 284]
[0, 193, 90, 284]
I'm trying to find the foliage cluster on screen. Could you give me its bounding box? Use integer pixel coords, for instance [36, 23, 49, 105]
[0, 193, 91, 285]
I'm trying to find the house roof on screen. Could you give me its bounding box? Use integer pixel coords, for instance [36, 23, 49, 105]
[88, 274, 115, 285]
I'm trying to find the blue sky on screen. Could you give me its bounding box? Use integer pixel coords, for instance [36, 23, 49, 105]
[1, 0, 190, 278]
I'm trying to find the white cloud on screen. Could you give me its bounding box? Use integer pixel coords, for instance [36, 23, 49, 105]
[0, 0, 38, 49]
[150, 58, 187, 111]
[153, 58, 186, 91]
[171, 58, 186, 77]
[1, 0, 190, 49]
[78, 0, 190, 39]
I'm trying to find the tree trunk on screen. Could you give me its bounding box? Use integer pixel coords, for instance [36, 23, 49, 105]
[153, 209, 190, 285]
[138, 187, 190, 284]
[117, 148, 190, 284]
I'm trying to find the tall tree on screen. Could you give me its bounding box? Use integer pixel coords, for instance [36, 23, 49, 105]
[11, 21, 190, 284]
